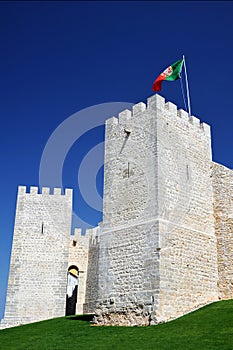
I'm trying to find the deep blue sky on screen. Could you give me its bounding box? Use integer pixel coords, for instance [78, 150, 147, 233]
[0, 1, 233, 320]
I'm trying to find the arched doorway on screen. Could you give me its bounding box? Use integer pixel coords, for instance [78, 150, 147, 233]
[65, 265, 79, 316]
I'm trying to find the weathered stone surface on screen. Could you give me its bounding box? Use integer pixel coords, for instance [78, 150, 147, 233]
[68, 228, 89, 315]
[1, 93, 233, 329]
[1, 187, 73, 328]
[95, 93, 219, 325]
[83, 227, 100, 313]
[212, 162, 233, 300]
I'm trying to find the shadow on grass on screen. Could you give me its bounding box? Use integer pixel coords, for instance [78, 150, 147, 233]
[66, 314, 94, 322]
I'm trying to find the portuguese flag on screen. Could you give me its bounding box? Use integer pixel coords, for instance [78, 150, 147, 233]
[152, 58, 183, 92]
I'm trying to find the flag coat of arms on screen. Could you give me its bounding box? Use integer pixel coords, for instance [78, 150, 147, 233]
[152, 58, 183, 91]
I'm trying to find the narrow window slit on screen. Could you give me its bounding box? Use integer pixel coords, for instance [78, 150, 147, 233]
[186, 165, 189, 181]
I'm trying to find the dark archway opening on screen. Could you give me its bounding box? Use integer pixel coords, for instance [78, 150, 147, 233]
[65, 265, 79, 316]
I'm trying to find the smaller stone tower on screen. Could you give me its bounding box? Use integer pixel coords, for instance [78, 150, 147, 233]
[2, 186, 73, 328]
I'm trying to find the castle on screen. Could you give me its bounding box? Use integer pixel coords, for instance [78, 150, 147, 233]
[1, 93, 233, 328]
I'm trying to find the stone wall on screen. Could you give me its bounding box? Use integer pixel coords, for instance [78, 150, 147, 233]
[212, 162, 233, 300]
[83, 227, 100, 313]
[67, 226, 100, 315]
[68, 228, 89, 314]
[1, 186, 72, 328]
[97, 96, 160, 325]
[95, 94, 219, 325]
[156, 95, 218, 322]
[95, 221, 160, 326]
[102, 101, 158, 230]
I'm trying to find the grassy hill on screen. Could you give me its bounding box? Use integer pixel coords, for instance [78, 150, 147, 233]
[0, 300, 233, 350]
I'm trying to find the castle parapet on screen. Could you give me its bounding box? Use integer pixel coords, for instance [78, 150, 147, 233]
[118, 109, 132, 124]
[17, 185, 72, 197]
[105, 93, 211, 137]
[132, 102, 146, 116]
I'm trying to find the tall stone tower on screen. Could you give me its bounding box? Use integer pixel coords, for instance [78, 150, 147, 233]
[95, 94, 218, 325]
[2, 186, 73, 328]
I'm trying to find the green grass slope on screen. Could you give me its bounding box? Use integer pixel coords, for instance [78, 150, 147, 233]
[0, 300, 232, 350]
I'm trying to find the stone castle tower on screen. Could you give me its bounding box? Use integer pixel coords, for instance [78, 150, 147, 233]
[2, 187, 73, 326]
[95, 93, 218, 325]
[1, 93, 233, 328]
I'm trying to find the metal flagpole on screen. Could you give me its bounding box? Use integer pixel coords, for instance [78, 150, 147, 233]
[180, 73, 188, 112]
[182, 55, 191, 117]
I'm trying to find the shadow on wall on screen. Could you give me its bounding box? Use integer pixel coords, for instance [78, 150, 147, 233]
[66, 314, 94, 322]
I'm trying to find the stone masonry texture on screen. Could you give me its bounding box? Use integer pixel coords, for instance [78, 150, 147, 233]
[1, 93, 233, 328]
[1, 186, 73, 328]
[212, 162, 233, 300]
[95, 94, 219, 325]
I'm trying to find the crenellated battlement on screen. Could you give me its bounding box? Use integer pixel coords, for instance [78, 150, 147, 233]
[17, 185, 73, 197]
[70, 227, 100, 247]
[69, 228, 89, 250]
[105, 93, 211, 137]
[5, 91, 232, 328]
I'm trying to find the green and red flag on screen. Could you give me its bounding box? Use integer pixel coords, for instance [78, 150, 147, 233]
[152, 58, 183, 91]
